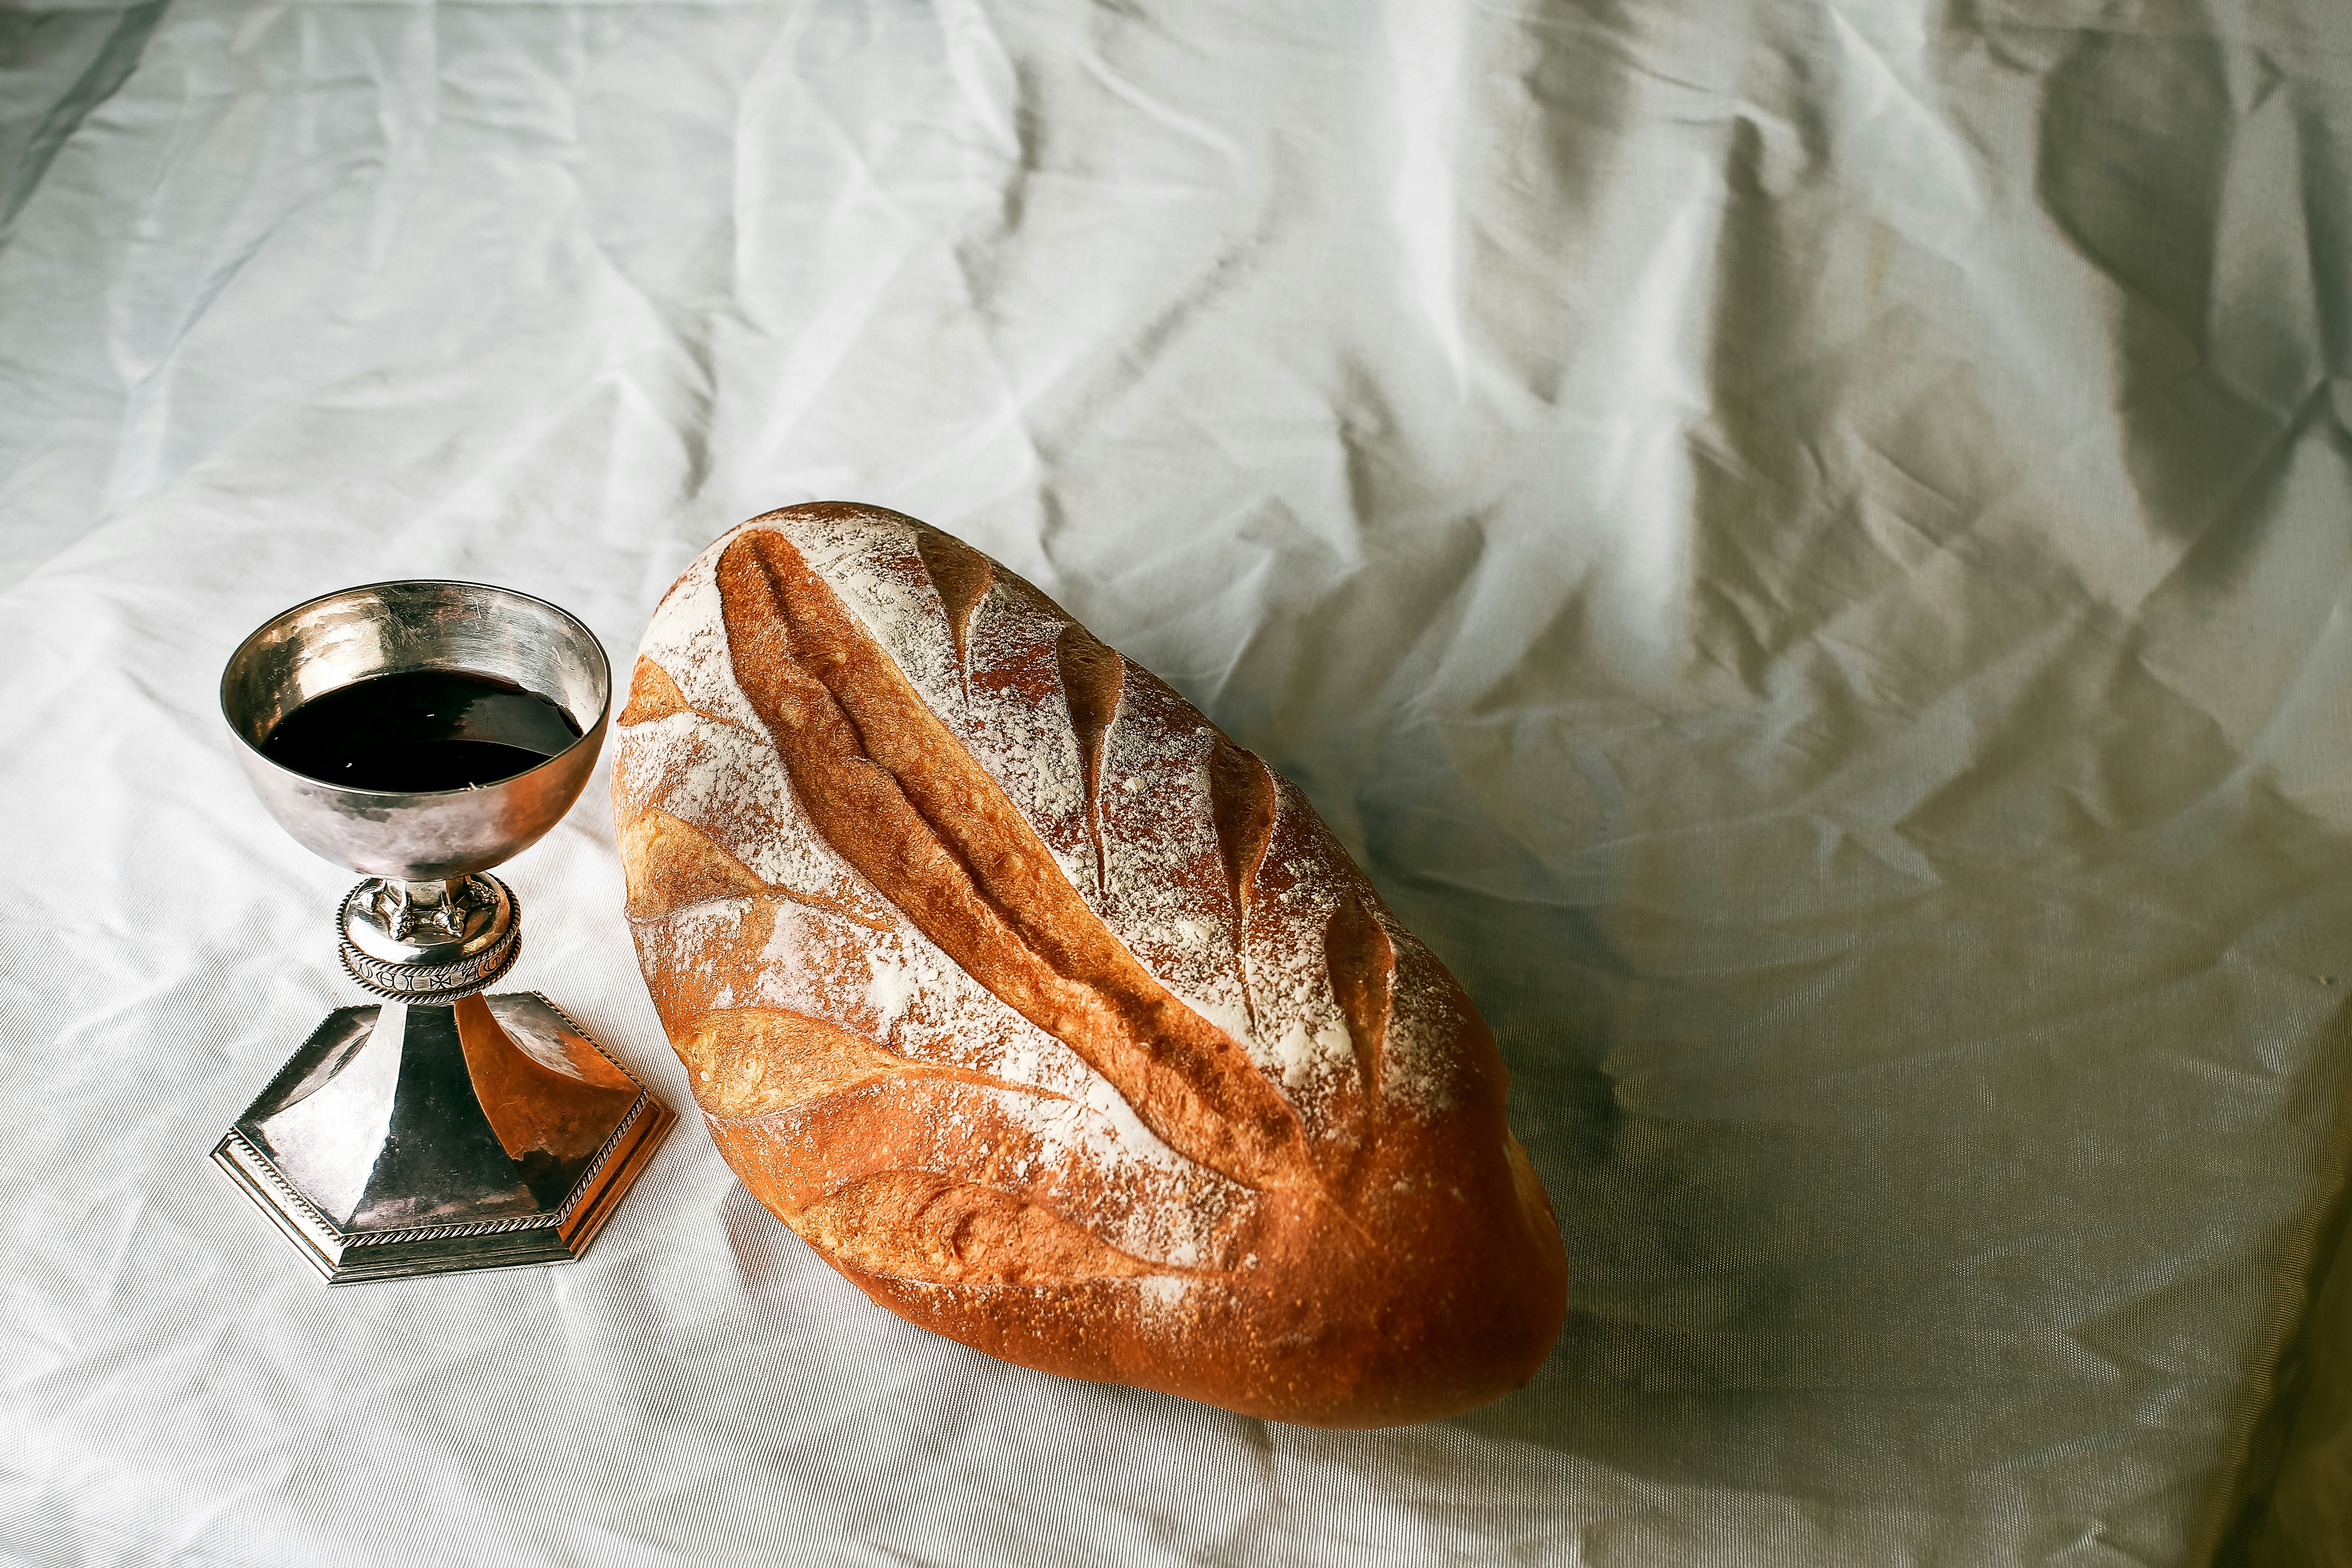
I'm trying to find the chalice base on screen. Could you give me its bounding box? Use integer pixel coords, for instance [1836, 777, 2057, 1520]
[213, 992, 673, 1284]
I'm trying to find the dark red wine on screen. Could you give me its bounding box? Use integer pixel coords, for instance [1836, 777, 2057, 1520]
[263, 668, 582, 792]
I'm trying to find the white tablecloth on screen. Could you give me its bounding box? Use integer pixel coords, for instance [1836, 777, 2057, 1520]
[6, 1, 2351, 1562]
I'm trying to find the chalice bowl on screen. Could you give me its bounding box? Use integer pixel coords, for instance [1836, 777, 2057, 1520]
[214, 582, 673, 1283]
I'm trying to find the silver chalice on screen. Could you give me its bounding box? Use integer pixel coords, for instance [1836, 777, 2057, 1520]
[214, 581, 673, 1283]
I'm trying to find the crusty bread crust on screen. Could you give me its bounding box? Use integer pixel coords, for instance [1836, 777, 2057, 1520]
[614, 503, 1567, 1425]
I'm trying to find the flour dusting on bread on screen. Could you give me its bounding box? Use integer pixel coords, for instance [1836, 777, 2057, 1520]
[614, 503, 1566, 1427]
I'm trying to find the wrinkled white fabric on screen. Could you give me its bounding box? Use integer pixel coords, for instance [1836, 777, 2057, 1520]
[4, 1, 2351, 1563]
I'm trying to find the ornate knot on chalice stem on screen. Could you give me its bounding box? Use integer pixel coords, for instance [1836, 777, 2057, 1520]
[366, 876, 495, 944]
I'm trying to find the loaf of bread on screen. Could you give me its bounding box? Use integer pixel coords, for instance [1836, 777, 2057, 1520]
[613, 503, 1567, 1426]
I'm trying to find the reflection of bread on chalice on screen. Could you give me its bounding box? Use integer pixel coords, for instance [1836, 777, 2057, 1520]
[215, 582, 672, 1283]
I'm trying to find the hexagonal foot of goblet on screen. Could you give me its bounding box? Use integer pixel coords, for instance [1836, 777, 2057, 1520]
[213, 992, 673, 1284]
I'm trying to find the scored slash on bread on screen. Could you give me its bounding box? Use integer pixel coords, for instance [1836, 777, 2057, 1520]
[614, 503, 1567, 1426]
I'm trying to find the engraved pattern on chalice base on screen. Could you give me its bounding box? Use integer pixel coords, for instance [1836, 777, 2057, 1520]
[213, 581, 673, 1284]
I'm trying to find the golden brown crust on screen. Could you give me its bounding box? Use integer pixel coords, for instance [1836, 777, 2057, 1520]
[614, 502, 1567, 1426]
